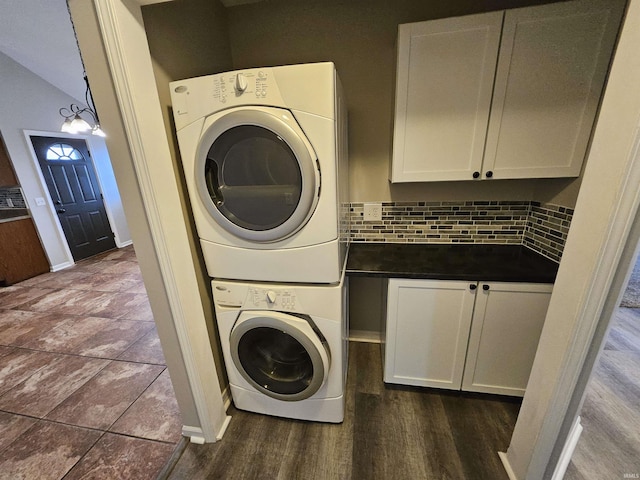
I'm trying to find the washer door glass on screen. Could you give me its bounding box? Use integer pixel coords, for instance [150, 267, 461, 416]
[238, 327, 313, 394]
[196, 108, 319, 243]
[230, 312, 329, 401]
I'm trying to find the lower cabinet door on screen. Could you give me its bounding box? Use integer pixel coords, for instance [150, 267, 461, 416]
[384, 278, 476, 389]
[0, 218, 49, 284]
[461, 282, 552, 396]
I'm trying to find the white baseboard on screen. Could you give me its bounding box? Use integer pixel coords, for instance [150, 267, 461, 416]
[50, 261, 74, 272]
[221, 385, 232, 411]
[116, 239, 133, 248]
[498, 451, 518, 480]
[181, 425, 205, 444]
[551, 416, 583, 480]
[349, 330, 381, 343]
[183, 415, 232, 443]
[217, 414, 232, 441]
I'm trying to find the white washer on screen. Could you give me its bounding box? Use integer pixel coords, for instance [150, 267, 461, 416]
[212, 272, 348, 423]
[170, 62, 349, 284]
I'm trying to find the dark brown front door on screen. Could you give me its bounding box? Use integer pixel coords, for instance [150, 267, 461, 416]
[30, 136, 115, 261]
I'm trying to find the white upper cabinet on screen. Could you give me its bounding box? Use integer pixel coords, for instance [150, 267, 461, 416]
[484, 0, 624, 179]
[390, 0, 624, 183]
[391, 12, 503, 182]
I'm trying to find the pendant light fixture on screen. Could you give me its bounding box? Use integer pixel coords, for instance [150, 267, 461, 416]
[59, 75, 106, 137]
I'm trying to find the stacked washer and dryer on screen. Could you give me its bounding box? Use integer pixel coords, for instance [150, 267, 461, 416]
[170, 63, 349, 423]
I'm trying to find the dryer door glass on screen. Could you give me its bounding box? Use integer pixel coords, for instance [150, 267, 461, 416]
[205, 125, 302, 231]
[196, 108, 319, 243]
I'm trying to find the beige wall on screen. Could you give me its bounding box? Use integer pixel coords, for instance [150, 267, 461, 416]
[141, 0, 233, 389]
[142, 0, 232, 82]
[226, 0, 584, 206]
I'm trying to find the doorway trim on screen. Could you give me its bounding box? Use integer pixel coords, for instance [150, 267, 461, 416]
[23, 129, 125, 269]
[23, 130, 75, 270]
[88, 0, 230, 442]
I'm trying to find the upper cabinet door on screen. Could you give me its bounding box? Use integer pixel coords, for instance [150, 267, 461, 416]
[482, 0, 625, 180]
[390, 12, 503, 183]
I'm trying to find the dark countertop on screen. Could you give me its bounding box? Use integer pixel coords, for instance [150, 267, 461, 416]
[346, 243, 558, 283]
[0, 209, 30, 223]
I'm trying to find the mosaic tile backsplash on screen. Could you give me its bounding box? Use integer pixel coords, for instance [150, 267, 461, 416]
[350, 201, 572, 263]
[0, 187, 27, 209]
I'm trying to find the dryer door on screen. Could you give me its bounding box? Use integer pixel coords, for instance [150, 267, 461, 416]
[229, 311, 330, 401]
[195, 107, 320, 243]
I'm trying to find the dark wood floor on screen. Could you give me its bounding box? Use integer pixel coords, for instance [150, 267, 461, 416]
[166, 342, 520, 480]
[565, 307, 640, 479]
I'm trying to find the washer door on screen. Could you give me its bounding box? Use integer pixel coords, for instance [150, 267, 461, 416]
[230, 311, 330, 401]
[195, 107, 320, 243]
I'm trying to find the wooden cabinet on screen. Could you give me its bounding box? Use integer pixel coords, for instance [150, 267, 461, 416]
[390, 0, 624, 183]
[0, 218, 50, 285]
[384, 278, 552, 396]
[0, 136, 19, 187]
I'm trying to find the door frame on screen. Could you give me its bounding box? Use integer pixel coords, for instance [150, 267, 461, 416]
[73, 0, 230, 443]
[23, 129, 122, 269]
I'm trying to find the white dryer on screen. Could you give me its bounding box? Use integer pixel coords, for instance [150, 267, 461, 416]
[212, 272, 348, 423]
[170, 62, 349, 284]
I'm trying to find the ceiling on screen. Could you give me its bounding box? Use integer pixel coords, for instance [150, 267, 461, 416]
[0, 0, 86, 103]
[0, 0, 258, 104]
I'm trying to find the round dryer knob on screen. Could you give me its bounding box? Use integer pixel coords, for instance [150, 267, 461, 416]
[266, 290, 277, 304]
[235, 73, 248, 93]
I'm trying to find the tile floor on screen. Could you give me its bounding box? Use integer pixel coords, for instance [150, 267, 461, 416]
[0, 246, 183, 479]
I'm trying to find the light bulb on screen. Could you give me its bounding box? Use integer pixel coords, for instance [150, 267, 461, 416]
[70, 114, 91, 133]
[61, 118, 76, 133]
[91, 125, 106, 137]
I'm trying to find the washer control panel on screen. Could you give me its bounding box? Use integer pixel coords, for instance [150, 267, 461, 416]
[212, 70, 270, 104]
[213, 284, 244, 308]
[213, 282, 300, 313]
[249, 287, 297, 312]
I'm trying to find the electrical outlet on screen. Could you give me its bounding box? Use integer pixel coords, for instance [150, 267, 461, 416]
[363, 203, 382, 221]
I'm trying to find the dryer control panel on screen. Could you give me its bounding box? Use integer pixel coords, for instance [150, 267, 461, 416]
[213, 70, 271, 104]
[170, 62, 335, 131]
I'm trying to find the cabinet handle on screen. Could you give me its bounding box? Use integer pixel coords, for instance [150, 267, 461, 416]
[469, 284, 477, 290]
[485, 171, 493, 178]
[483, 284, 490, 291]
[472, 171, 480, 179]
